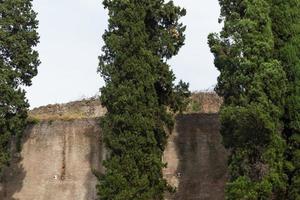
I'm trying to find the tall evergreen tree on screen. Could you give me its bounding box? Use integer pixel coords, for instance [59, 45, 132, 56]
[208, 0, 287, 199]
[270, 1, 300, 199]
[0, 0, 39, 175]
[97, 0, 189, 199]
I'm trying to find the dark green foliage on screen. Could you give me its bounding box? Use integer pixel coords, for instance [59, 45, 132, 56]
[97, 0, 189, 199]
[270, 1, 300, 199]
[209, 0, 288, 199]
[0, 0, 39, 175]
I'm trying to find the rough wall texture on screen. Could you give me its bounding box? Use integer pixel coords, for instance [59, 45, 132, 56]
[29, 98, 106, 121]
[164, 114, 227, 200]
[0, 119, 104, 200]
[28, 92, 221, 121]
[0, 95, 227, 200]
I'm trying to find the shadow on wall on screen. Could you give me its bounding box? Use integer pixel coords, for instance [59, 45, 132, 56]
[0, 119, 103, 200]
[0, 160, 26, 200]
[172, 113, 228, 200]
[83, 119, 105, 200]
[0, 125, 33, 200]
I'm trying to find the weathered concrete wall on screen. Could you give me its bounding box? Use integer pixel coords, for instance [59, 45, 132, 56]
[1, 119, 104, 200]
[1, 114, 227, 200]
[164, 114, 227, 200]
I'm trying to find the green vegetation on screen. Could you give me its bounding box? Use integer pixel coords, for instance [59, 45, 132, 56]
[0, 0, 39, 175]
[97, 0, 189, 199]
[270, 1, 300, 199]
[26, 117, 40, 125]
[188, 99, 202, 113]
[185, 92, 223, 113]
[209, 0, 288, 198]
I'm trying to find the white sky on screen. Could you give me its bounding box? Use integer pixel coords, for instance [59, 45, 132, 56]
[26, 0, 221, 108]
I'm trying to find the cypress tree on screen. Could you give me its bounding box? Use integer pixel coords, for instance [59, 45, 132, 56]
[270, 1, 300, 199]
[208, 0, 287, 199]
[0, 0, 39, 175]
[97, 0, 189, 199]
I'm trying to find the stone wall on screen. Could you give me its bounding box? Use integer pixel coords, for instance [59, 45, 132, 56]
[164, 114, 227, 200]
[1, 119, 104, 200]
[0, 114, 227, 200]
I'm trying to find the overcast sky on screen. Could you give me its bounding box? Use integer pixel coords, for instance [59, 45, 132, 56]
[26, 0, 221, 108]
